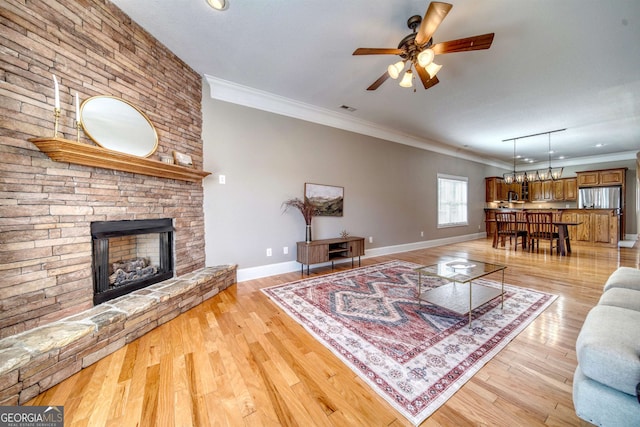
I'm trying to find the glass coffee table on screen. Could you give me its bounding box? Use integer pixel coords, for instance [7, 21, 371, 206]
[415, 259, 506, 327]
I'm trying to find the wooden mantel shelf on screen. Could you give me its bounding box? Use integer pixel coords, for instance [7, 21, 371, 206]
[29, 137, 211, 182]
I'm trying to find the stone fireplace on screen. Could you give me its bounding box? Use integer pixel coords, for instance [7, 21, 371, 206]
[0, 0, 207, 340]
[91, 218, 174, 304]
[0, 0, 238, 406]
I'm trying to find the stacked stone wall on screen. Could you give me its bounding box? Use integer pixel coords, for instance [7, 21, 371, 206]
[1, 0, 207, 338]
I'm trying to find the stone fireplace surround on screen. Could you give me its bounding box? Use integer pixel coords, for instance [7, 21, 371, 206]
[0, 0, 237, 405]
[0, 265, 236, 404]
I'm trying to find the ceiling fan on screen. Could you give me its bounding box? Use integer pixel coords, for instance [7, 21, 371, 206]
[353, 2, 494, 90]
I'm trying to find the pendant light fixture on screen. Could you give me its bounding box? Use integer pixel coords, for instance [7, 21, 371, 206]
[538, 131, 564, 181]
[503, 128, 566, 183]
[503, 139, 518, 185]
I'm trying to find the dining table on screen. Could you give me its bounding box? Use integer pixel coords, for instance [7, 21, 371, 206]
[488, 217, 582, 256]
[553, 221, 581, 255]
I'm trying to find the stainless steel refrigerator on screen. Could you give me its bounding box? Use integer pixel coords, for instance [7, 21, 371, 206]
[578, 187, 622, 210]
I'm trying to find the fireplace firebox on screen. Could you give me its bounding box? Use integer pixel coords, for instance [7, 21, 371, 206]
[91, 218, 174, 305]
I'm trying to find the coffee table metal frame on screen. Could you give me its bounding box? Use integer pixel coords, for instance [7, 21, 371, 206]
[415, 259, 507, 327]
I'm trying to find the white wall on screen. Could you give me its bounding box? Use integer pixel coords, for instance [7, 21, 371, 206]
[201, 84, 492, 278]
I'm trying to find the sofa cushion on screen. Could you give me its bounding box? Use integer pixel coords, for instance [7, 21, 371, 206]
[573, 365, 640, 427]
[573, 366, 640, 427]
[599, 288, 640, 312]
[603, 267, 640, 292]
[576, 305, 640, 396]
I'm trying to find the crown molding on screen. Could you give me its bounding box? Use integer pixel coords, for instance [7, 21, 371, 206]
[204, 76, 638, 171]
[204, 75, 506, 169]
[524, 150, 638, 170]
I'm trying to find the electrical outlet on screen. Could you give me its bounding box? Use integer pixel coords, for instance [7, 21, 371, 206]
[283, 246, 288, 255]
[266, 248, 272, 256]
[420, 231, 424, 237]
[218, 174, 226, 184]
[368, 236, 373, 243]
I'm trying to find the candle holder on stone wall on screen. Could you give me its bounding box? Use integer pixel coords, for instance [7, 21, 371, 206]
[53, 108, 60, 137]
[76, 120, 82, 143]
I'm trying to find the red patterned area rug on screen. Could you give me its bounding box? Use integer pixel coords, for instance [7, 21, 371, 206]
[261, 260, 557, 425]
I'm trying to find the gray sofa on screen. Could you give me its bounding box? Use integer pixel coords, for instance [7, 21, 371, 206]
[573, 267, 640, 426]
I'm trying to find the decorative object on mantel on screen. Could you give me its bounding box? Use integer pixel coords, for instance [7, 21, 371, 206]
[80, 95, 158, 157]
[52, 74, 61, 137]
[172, 150, 193, 167]
[74, 92, 82, 143]
[159, 155, 174, 164]
[28, 137, 211, 182]
[282, 197, 318, 243]
[340, 229, 350, 239]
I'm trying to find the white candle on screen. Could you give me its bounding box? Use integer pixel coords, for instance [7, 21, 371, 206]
[52, 74, 60, 110]
[75, 92, 80, 121]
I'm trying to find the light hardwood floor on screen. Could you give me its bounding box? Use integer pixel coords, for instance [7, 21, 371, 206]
[28, 238, 639, 426]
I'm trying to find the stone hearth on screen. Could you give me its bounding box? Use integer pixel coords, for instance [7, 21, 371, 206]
[0, 265, 236, 405]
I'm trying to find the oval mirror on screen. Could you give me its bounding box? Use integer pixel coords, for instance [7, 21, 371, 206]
[80, 96, 158, 157]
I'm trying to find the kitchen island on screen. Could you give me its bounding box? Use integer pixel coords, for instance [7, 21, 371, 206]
[484, 208, 620, 247]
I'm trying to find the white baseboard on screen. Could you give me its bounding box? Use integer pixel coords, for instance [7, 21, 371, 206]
[235, 232, 487, 282]
[624, 233, 638, 241]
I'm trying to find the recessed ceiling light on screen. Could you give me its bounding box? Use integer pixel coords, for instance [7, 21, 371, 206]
[558, 156, 565, 160]
[595, 143, 605, 147]
[206, 0, 228, 11]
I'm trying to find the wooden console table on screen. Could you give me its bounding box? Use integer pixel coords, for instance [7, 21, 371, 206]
[296, 236, 365, 275]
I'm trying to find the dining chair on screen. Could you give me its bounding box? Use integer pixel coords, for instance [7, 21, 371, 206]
[494, 212, 526, 251]
[526, 212, 559, 254]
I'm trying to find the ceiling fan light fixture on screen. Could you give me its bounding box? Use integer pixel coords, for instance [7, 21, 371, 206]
[425, 62, 442, 78]
[206, 0, 228, 11]
[417, 48, 435, 67]
[387, 61, 405, 79]
[399, 69, 413, 88]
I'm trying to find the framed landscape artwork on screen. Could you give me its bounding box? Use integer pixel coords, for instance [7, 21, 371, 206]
[305, 183, 344, 216]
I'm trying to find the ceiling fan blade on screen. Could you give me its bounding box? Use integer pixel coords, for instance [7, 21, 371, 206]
[415, 2, 453, 46]
[353, 48, 403, 55]
[366, 71, 390, 90]
[415, 65, 440, 89]
[432, 33, 495, 54]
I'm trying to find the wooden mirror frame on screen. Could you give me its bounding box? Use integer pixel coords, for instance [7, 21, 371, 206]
[80, 96, 158, 158]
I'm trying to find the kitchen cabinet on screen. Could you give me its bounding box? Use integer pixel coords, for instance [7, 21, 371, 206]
[576, 168, 626, 187]
[542, 180, 552, 201]
[485, 177, 501, 202]
[564, 178, 577, 201]
[552, 180, 564, 200]
[529, 181, 553, 201]
[552, 178, 577, 201]
[484, 209, 496, 238]
[560, 209, 618, 246]
[486, 178, 528, 202]
[529, 181, 542, 201]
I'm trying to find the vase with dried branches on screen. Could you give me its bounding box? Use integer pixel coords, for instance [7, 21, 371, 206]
[282, 197, 318, 243]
